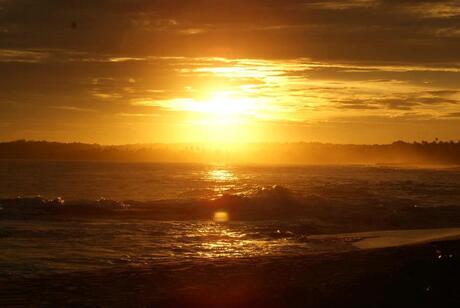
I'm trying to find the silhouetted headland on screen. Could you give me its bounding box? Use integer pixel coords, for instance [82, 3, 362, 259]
[1, 139, 460, 165]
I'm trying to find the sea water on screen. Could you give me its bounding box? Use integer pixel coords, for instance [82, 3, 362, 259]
[1, 160, 460, 278]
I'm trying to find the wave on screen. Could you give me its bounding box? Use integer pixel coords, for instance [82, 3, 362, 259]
[0, 185, 321, 217]
[0, 196, 130, 210]
[2, 185, 460, 232]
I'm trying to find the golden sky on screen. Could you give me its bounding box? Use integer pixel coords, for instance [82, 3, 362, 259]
[1, 0, 460, 144]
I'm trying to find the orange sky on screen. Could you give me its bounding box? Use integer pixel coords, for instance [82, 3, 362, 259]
[0, 0, 460, 144]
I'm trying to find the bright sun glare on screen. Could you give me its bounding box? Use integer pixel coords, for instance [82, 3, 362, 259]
[199, 92, 253, 115]
[185, 91, 257, 131]
[148, 63, 290, 145]
[181, 91, 260, 144]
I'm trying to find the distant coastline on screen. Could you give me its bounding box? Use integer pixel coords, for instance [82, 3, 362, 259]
[1, 139, 460, 165]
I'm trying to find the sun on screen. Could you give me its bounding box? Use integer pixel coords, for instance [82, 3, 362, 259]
[162, 90, 257, 123]
[156, 89, 262, 145]
[185, 91, 259, 145]
[187, 91, 255, 117]
[204, 92, 253, 115]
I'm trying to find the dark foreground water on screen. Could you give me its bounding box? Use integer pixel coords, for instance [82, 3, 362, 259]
[1, 161, 460, 283]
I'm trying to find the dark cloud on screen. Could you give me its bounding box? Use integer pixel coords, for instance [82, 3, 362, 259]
[426, 90, 459, 96]
[335, 94, 460, 111]
[336, 103, 380, 110]
[0, 0, 460, 62]
[443, 112, 460, 118]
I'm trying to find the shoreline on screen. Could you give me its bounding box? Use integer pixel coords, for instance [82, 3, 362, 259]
[309, 227, 460, 250]
[2, 235, 460, 307]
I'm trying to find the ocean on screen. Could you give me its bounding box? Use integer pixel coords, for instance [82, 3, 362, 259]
[1, 160, 460, 279]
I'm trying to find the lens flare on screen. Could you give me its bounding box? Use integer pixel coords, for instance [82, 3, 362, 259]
[213, 211, 229, 223]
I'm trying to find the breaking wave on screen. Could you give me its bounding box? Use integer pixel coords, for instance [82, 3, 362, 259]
[1, 184, 460, 233]
[0, 185, 307, 217]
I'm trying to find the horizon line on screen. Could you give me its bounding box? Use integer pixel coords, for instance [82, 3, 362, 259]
[2, 138, 459, 147]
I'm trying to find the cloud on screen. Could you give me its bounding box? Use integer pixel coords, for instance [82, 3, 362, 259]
[443, 112, 460, 118]
[303, 0, 380, 10]
[426, 90, 459, 96]
[108, 57, 146, 63]
[1, 1, 460, 144]
[336, 102, 380, 110]
[0, 55, 457, 143]
[400, 1, 460, 18]
[431, 27, 460, 38]
[1, 0, 460, 62]
[335, 94, 460, 111]
[0, 49, 49, 63]
[117, 113, 159, 117]
[52, 106, 96, 112]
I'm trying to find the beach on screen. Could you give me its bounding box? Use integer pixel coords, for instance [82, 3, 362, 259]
[2, 232, 460, 307]
[2, 162, 460, 306]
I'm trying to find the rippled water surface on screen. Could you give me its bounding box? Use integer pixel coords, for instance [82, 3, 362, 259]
[0, 219, 329, 277]
[1, 160, 460, 202]
[1, 161, 460, 277]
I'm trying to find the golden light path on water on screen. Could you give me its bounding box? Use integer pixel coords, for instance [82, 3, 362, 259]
[205, 167, 239, 198]
[190, 167, 306, 258]
[207, 169, 237, 182]
[207, 167, 234, 222]
[200, 167, 281, 258]
[192, 223, 294, 259]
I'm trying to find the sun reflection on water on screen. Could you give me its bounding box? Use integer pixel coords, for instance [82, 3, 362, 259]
[205, 168, 238, 197]
[194, 223, 274, 258]
[207, 169, 237, 182]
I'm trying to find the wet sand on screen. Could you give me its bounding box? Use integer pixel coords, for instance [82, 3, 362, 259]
[2, 236, 460, 307]
[309, 227, 460, 249]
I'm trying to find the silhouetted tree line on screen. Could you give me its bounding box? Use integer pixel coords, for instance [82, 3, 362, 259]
[1, 139, 460, 165]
